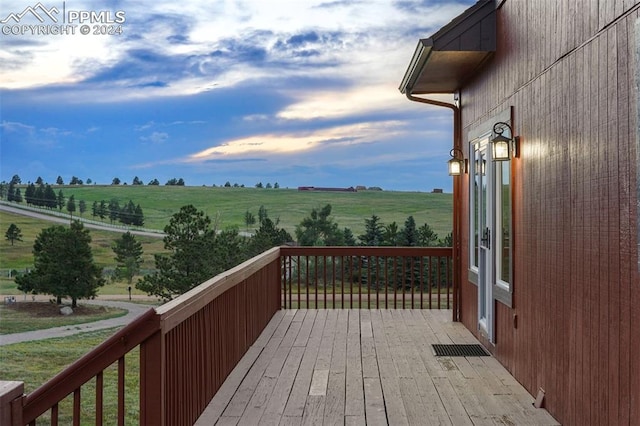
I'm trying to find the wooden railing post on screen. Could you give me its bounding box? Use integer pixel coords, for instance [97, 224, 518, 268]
[140, 330, 165, 426]
[0, 381, 24, 426]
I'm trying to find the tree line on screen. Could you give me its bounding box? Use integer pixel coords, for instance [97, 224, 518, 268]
[8, 203, 451, 304]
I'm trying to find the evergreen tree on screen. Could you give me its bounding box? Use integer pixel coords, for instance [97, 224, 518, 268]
[148, 178, 160, 185]
[25, 183, 36, 205]
[112, 177, 121, 185]
[245, 215, 292, 257]
[7, 182, 15, 202]
[295, 204, 345, 246]
[112, 232, 144, 284]
[258, 205, 269, 224]
[418, 223, 439, 247]
[133, 204, 144, 226]
[14, 188, 22, 203]
[108, 199, 120, 224]
[383, 222, 400, 246]
[66, 195, 76, 218]
[56, 176, 64, 185]
[15, 222, 105, 307]
[5, 223, 23, 245]
[34, 184, 45, 207]
[399, 216, 418, 247]
[132, 176, 143, 185]
[0, 182, 6, 199]
[44, 185, 56, 209]
[57, 190, 65, 210]
[78, 199, 87, 216]
[92, 201, 99, 218]
[99, 200, 107, 220]
[244, 210, 256, 231]
[35, 176, 44, 185]
[137, 205, 220, 300]
[359, 215, 384, 246]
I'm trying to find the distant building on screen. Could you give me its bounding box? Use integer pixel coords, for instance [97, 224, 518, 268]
[431, 188, 443, 193]
[297, 186, 357, 192]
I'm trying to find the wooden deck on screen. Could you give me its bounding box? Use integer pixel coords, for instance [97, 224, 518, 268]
[195, 310, 559, 426]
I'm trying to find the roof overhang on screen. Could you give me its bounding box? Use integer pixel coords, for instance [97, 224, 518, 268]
[399, 0, 496, 95]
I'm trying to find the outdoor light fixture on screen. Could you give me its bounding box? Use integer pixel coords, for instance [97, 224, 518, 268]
[448, 148, 466, 176]
[491, 122, 519, 161]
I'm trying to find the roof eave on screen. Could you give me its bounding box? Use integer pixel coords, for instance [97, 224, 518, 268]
[399, 0, 496, 95]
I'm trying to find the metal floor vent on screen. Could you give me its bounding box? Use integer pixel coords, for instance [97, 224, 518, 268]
[432, 344, 490, 357]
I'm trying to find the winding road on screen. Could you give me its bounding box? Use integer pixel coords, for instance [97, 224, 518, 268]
[0, 298, 155, 346]
[0, 203, 165, 238]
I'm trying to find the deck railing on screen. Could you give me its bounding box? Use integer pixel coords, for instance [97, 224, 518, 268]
[2, 246, 453, 425]
[280, 246, 453, 309]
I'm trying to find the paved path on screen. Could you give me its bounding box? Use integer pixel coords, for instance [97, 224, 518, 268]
[0, 204, 165, 238]
[0, 299, 155, 346]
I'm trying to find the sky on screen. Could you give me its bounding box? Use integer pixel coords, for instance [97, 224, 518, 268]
[0, 0, 475, 192]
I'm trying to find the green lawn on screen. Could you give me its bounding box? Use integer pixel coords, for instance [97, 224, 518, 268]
[0, 328, 139, 425]
[0, 302, 127, 334]
[42, 185, 453, 237]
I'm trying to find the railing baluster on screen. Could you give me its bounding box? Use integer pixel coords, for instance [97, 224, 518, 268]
[366, 256, 372, 309]
[341, 256, 345, 309]
[349, 256, 354, 309]
[73, 388, 80, 426]
[437, 256, 442, 309]
[324, 255, 328, 308]
[305, 256, 310, 309]
[420, 257, 424, 310]
[429, 256, 433, 308]
[96, 371, 103, 426]
[384, 256, 388, 309]
[51, 403, 58, 426]
[118, 356, 125, 426]
[332, 256, 336, 309]
[297, 255, 301, 309]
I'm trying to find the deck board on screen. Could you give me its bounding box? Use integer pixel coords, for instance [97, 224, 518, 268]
[197, 310, 560, 426]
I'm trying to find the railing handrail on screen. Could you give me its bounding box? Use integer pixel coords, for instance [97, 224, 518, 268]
[280, 246, 452, 256]
[156, 246, 281, 332]
[22, 308, 160, 423]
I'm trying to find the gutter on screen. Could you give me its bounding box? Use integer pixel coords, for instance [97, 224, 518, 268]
[404, 88, 462, 322]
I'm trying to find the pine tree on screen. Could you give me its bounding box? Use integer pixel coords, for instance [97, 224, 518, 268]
[5, 223, 23, 245]
[15, 222, 105, 307]
[112, 232, 144, 284]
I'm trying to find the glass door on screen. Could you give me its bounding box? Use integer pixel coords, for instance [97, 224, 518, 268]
[471, 139, 494, 342]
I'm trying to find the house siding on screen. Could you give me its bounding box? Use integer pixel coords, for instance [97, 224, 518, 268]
[458, 1, 640, 425]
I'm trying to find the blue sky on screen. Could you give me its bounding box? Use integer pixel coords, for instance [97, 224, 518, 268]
[1, 0, 474, 191]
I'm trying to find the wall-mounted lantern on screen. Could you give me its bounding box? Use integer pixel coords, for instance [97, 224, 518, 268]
[448, 148, 467, 176]
[492, 122, 519, 161]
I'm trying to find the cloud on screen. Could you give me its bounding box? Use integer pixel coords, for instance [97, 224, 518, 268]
[40, 127, 72, 136]
[1, 120, 35, 133]
[277, 84, 418, 120]
[186, 120, 406, 162]
[140, 131, 169, 144]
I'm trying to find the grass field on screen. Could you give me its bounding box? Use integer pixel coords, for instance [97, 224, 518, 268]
[46, 185, 453, 237]
[0, 328, 139, 424]
[1, 186, 451, 295]
[0, 302, 127, 334]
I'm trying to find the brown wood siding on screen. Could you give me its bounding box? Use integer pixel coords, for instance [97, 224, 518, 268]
[458, 1, 640, 425]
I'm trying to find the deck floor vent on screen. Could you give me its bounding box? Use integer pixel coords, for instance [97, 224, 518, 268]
[432, 344, 490, 357]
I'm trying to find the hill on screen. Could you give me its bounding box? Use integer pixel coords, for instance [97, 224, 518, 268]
[43, 186, 453, 238]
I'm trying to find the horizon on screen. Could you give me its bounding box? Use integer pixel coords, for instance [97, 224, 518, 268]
[0, 0, 476, 192]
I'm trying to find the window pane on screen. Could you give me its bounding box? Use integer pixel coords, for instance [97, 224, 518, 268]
[497, 162, 511, 284]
